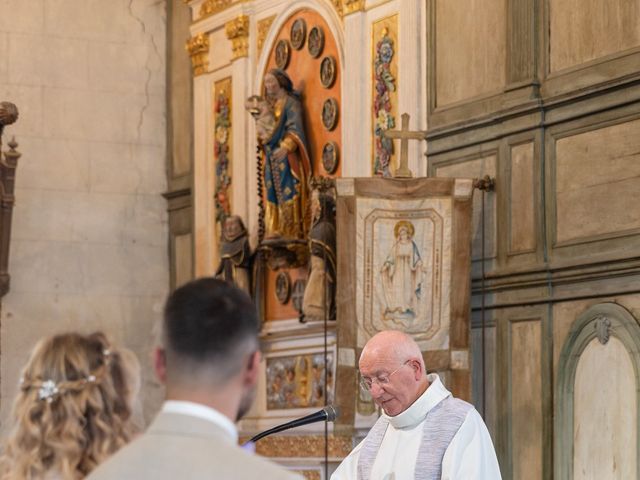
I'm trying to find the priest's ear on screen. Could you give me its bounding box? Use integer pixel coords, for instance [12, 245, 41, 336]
[408, 358, 425, 380]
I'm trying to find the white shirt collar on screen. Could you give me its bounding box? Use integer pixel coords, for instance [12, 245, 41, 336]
[162, 400, 238, 443]
[384, 373, 451, 429]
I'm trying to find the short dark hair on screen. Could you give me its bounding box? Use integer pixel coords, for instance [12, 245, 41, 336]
[163, 278, 259, 374]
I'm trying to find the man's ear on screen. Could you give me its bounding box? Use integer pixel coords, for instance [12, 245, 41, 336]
[243, 350, 261, 387]
[410, 358, 424, 380]
[154, 347, 167, 384]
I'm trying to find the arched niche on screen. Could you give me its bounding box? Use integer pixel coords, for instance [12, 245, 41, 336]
[555, 302, 640, 479]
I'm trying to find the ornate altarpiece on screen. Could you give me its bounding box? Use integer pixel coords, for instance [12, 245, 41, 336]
[334, 177, 474, 431]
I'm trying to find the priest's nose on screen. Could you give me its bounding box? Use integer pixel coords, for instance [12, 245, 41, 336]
[369, 382, 386, 398]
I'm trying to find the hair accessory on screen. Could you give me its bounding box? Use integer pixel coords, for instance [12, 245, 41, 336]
[38, 380, 59, 403]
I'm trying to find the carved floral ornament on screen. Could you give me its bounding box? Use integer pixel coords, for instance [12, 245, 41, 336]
[594, 315, 612, 345]
[187, 0, 365, 21]
[185, 33, 210, 76]
[225, 15, 250, 59]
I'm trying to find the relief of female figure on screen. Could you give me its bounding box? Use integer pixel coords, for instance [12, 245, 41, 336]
[380, 220, 424, 324]
[260, 68, 312, 240]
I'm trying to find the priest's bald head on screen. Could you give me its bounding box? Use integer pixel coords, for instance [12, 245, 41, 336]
[359, 330, 429, 416]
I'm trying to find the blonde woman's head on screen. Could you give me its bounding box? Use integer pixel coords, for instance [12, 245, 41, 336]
[0, 332, 138, 479]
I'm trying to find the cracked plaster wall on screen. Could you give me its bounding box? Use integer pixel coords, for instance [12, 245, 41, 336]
[0, 0, 168, 429]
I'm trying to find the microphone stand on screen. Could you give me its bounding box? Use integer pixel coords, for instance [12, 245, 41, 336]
[248, 406, 339, 444]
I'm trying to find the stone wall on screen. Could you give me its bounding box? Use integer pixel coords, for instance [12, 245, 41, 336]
[0, 0, 168, 428]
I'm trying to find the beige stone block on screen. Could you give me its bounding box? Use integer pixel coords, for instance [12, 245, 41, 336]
[12, 190, 80, 242]
[435, 0, 506, 106]
[66, 192, 167, 247]
[43, 87, 125, 142]
[89, 142, 167, 194]
[510, 142, 535, 253]
[555, 119, 640, 244]
[435, 155, 497, 259]
[88, 41, 164, 96]
[43, 36, 89, 89]
[8, 240, 90, 294]
[122, 92, 166, 147]
[573, 338, 637, 478]
[0, 0, 44, 33]
[8, 34, 88, 88]
[0, 84, 43, 137]
[510, 320, 542, 480]
[44, 0, 128, 42]
[550, 0, 640, 72]
[0, 33, 7, 84]
[83, 243, 168, 296]
[8, 33, 46, 86]
[14, 138, 90, 191]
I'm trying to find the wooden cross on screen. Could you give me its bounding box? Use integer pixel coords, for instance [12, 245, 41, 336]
[383, 113, 425, 178]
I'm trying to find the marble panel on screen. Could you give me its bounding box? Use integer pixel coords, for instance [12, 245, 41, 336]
[435, 155, 497, 260]
[174, 233, 193, 288]
[43, 87, 126, 142]
[573, 337, 637, 479]
[14, 138, 90, 192]
[511, 320, 542, 480]
[434, 0, 506, 106]
[0, 0, 44, 33]
[555, 119, 640, 244]
[209, 28, 232, 72]
[550, 0, 640, 72]
[89, 142, 166, 194]
[509, 142, 535, 253]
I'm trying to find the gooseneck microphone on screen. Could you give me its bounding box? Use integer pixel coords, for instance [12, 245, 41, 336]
[248, 405, 340, 443]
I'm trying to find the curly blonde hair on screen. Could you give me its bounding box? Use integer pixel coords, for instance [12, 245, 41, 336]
[0, 332, 137, 479]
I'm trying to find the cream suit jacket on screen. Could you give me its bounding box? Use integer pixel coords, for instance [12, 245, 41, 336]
[87, 411, 301, 480]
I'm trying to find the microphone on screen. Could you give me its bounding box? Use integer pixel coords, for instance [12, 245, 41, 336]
[248, 405, 340, 443]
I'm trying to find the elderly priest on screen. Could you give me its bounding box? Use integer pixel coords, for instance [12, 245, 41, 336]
[331, 330, 501, 480]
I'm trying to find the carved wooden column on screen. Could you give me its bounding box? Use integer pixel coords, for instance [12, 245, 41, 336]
[0, 102, 20, 298]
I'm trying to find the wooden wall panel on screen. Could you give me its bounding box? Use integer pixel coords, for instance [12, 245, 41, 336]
[435, 154, 497, 261]
[510, 320, 542, 480]
[174, 233, 193, 288]
[554, 118, 640, 245]
[434, 0, 506, 107]
[549, 0, 640, 73]
[573, 337, 637, 478]
[509, 142, 535, 254]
